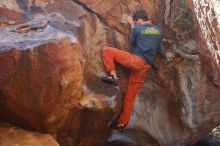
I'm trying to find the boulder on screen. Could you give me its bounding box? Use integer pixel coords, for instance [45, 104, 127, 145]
[0, 1, 122, 146]
[188, 0, 220, 86]
[0, 120, 60, 146]
[0, 0, 220, 146]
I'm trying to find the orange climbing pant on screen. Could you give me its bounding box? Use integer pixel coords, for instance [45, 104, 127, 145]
[102, 47, 150, 124]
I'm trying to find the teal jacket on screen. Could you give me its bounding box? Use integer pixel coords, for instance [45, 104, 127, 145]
[130, 24, 166, 64]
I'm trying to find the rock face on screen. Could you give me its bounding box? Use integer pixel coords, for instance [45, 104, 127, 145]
[0, 0, 220, 146]
[0, 1, 121, 146]
[188, 0, 220, 86]
[0, 120, 60, 146]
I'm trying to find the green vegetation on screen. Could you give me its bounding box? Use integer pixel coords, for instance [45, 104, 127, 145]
[212, 125, 220, 140]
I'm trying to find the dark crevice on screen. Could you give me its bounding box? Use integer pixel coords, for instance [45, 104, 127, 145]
[72, 0, 125, 35]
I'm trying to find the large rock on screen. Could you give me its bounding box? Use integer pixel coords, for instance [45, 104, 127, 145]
[0, 120, 60, 146]
[0, 1, 122, 146]
[0, 0, 220, 146]
[188, 0, 220, 86]
[130, 59, 220, 145]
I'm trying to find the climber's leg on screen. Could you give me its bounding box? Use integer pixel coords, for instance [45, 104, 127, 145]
[118, 65, 150, 125]
[102, 47, 133, 75]
[102, 46, 149, 78]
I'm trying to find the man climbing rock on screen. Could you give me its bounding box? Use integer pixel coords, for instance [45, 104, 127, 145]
[101, 10, 175, 131]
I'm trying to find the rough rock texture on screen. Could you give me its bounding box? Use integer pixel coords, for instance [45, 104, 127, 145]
[0, 1, 121, 146]
[0, 0, 220, 146]
[0, 120, 60, 146]
[188, 0, 220, 86]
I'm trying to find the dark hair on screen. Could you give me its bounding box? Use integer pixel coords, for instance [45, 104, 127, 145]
[133, 10, 149, 21]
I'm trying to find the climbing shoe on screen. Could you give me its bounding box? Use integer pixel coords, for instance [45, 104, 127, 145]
[108, 121, 127, 132]
[101, 75, 118, 86]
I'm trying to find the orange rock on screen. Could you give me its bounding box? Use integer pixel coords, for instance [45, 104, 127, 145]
[0, 120, 60, 146]
[0, 0, 220, 146]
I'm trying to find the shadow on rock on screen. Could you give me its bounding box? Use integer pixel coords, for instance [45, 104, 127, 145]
[194, 135, 220, 146]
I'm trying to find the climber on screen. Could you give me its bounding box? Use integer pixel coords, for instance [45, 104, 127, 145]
[101, 10, 175, 131]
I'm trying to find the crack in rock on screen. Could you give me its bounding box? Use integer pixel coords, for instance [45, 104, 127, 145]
[72, 0, 125, 35]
